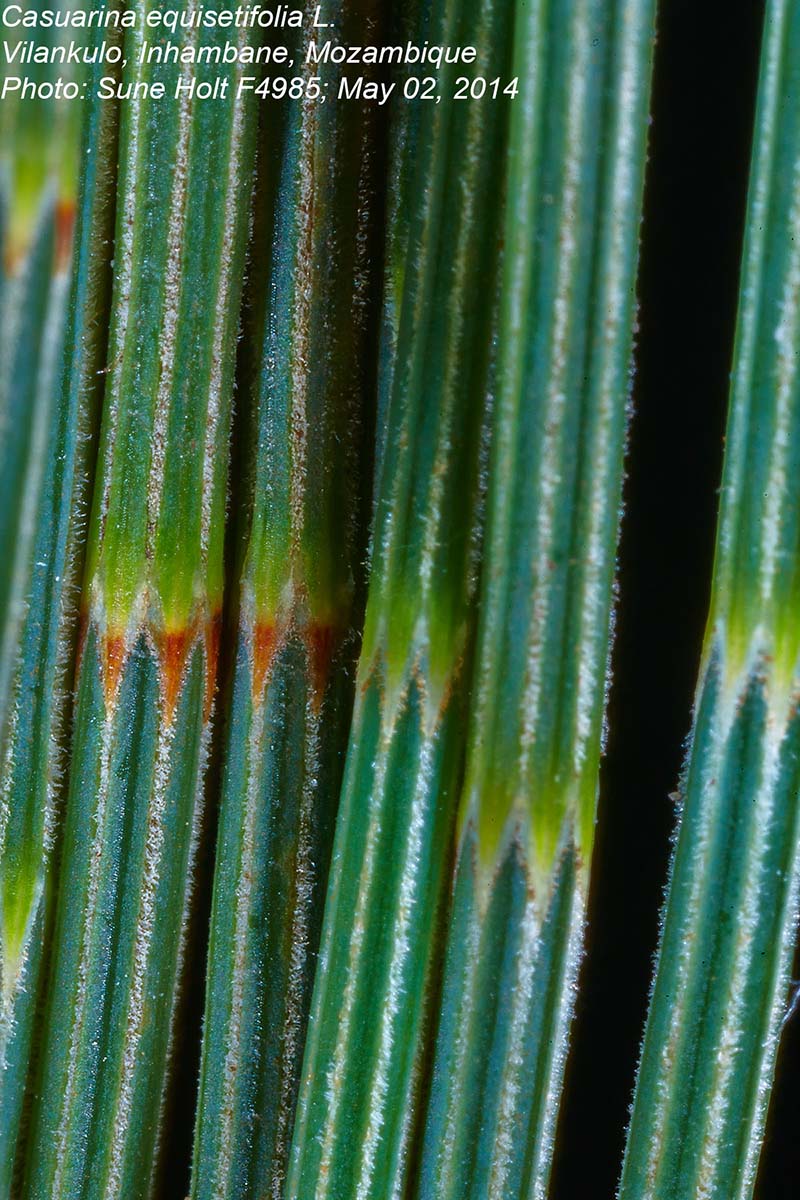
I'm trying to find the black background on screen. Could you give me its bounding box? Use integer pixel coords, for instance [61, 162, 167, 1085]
[551, 2, 800, 1198]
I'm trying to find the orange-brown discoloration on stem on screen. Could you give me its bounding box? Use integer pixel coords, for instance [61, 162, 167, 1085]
[102, 634, 128, 706]
[3, 200, 75, 275]
[252, 622, 279, 702]
[249, 620, 342, 707]
[94, 612, 222, 723]
[306, 624, 339, 711]
[155, 613, 221, 725]
[156, 628, 195, 724]
[4, 244, 21, 276]
[55, 200, 76, 271]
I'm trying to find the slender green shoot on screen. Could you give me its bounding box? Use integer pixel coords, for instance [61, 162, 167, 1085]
[0, 11, 111, 1191]
[190, 4, 384, 1197]
[21, 8, 257, 1197]
[0, 0, 81, 745]
[619, 5, 800, 1198]
[286, 1, 513, 1196]
[416, 3, 655, 1198]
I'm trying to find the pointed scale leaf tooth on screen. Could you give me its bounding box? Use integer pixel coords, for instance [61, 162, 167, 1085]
[20, 7, 258, 1197]
[619, 5, 800, 1199]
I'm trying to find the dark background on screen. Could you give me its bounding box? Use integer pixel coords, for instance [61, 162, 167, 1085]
[551, 2, 800, 1198]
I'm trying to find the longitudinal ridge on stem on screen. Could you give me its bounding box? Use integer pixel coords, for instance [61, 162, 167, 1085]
[286, 0, 514, 1196]
[620, 5, 800, 1198]
[0, 7, 115, 1189]
[416, 2, 655, 1198]
[191, 2, 385, 1197]
[21, 5, 258, 1196]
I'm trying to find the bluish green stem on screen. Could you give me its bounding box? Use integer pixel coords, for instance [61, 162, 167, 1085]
[191, 5, 384, 1197]
[417, 2, 655, 1198]
[620, 6, 800, 1198]
[287, 1, 513, 1195]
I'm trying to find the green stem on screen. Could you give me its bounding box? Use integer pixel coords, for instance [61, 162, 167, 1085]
[0, 0, 82, 749]
[286, 1, 513, 1196]
[417, 2, 654, 1198]
[0, 11, 107, 1190]
[21, 8, 257, 1197]
[374, 0, 424, 510]
[190, 4, 384, 1198]
[619, 6, 800, 1198]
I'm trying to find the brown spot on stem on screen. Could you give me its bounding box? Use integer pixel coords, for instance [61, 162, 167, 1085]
[252, 622, 279, 701]
[102, 633, 128, 706]
[155, 627, 195, 724]
[306, 624, 339, 711]
[4, 200, 76, 274]
[55, 200, 76, 271]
